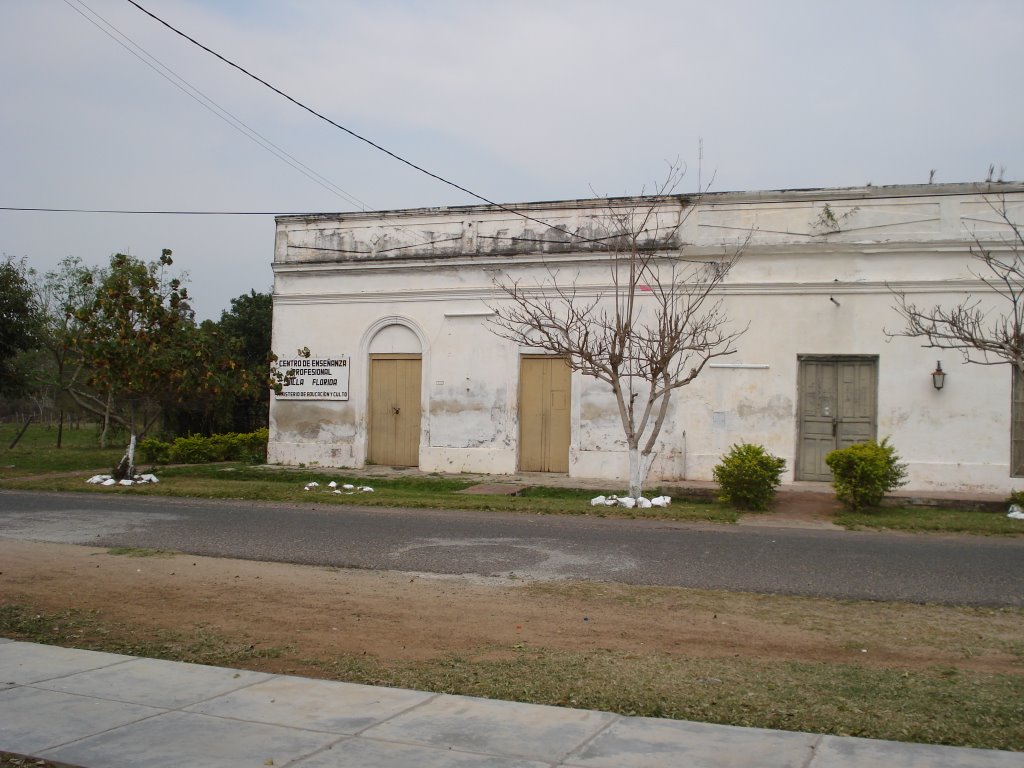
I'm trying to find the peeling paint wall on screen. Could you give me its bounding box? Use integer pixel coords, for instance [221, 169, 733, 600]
[269, 183, 1024, 492]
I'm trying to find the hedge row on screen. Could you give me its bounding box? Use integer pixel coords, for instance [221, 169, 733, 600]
[138, 428, 268, 465]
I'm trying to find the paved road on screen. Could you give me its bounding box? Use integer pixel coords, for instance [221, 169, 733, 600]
[1, 490, 1022, 606]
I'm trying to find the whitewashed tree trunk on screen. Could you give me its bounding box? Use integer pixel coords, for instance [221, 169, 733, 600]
[126, 433, 137, 479]
[627, 444, 656, 498]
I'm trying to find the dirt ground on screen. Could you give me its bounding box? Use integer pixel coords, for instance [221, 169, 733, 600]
[736, 490, 845, 529]
[1, 536, 1020, 677]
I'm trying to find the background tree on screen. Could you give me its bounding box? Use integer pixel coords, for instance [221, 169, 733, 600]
[213, 289, 272, 431]
[20, 256, 102, 443]
[889, 198, 1024, 370]
[217, 290, 273, 368]
[5, 251, 270, 454]
[74, 249, 192, 476]
[0, 256, 39, 398]
[487, 167, 746, 498]
[162, 290, 272, 435]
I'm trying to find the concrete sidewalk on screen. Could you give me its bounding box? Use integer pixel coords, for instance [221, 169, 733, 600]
[1, 639, 1018, 768]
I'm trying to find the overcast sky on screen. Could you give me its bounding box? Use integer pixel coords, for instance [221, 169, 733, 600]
[2, 0, 1022, 319]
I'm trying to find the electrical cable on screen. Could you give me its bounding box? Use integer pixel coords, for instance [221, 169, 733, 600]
[123, 0, 619, 249]
[61, 0, 471, 251]
[63, 0, 372, 212]
[15, 2, 1014, 245]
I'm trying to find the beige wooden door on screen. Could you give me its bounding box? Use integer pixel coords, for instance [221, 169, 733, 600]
[368, 354, 421, 467]
[519, 356, 571, 473]
[797, 357, 877, 480]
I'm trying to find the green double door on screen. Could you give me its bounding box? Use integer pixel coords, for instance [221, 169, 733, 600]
[797, 357, 877, 481]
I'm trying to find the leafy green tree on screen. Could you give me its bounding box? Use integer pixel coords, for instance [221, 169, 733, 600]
[0, 256, 39, 397]
[74, 250, 193, 475]
[11, 253, 269, 457]
[162, 290, 272, 435]
[162, 318, 266, 435]
[218, 290, 272, 370]
[213, 289, 272, 431]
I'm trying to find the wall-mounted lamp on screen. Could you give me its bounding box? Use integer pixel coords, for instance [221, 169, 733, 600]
[931, 361, 946, 390]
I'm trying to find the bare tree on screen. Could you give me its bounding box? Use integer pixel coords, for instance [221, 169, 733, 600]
[487, 166, 747, 498]
[889, 196, 1024, 372]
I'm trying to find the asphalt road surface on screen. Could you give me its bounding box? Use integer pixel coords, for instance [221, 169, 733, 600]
[1, 490, 1022, 606]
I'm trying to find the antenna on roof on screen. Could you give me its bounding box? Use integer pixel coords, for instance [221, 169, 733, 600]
[697, 137, 704, 193]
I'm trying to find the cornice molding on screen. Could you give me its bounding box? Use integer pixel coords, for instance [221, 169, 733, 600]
[272, 279, 995, 306]
[274, 182, 1024, 225]
[271, 237, 1010, 277]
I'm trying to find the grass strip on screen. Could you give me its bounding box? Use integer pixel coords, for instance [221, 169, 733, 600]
[0, 424, 122, 477]
[0, 463, 738, 522]
[1, 604, 1021, 751]
[837, 506, 1023, 535]
[0, 606, 282, 668]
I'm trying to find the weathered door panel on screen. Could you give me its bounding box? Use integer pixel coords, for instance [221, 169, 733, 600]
[519, 357, 571, 473]
[798, 361, 838, 481]
[1013, 367, 1024, 477]
[369, 355, 422, 467]
[797, 357, 877, 481]
[837, 361, 877, 448]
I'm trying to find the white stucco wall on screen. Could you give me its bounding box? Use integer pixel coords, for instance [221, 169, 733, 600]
[269, 183, 1024, 493]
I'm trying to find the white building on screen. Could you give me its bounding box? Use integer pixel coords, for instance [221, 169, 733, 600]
[269, 182, 1024, 493]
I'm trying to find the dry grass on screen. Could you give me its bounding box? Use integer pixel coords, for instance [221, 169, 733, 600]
[3, 579, 1023, 751]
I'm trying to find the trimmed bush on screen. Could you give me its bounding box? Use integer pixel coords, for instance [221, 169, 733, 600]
[234, 428, 269, 462]
[169, 434, 222, 463]
[139, 429, 269, 465]
[713, 443, 787, 511]
[137, 437, 171, 464]
[825, 437, 908, 511]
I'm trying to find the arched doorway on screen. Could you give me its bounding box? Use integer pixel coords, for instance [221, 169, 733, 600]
[367, 323, 422, 467]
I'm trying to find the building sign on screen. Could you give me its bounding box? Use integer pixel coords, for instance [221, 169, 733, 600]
[274, 355, 350, 400]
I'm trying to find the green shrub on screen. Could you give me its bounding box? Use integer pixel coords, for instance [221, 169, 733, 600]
[168, 434, 220, 463]
[137, 437, 171, 464]
[825, 437, 908, 511]
[163, 429, 269, 464]
[234, 428, 269, 462]
[1008, 489, 1024, 508]
[713, 443, 787, 511]
[207, 433, 236, 462]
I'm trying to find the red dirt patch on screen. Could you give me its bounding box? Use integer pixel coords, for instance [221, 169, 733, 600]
[1, 539, 1019, 677]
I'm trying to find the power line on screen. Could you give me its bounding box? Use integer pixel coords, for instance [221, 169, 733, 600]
[63, 0, 372, 212]
[59, 0, 453, 251]
[123, 0, 616, 249]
